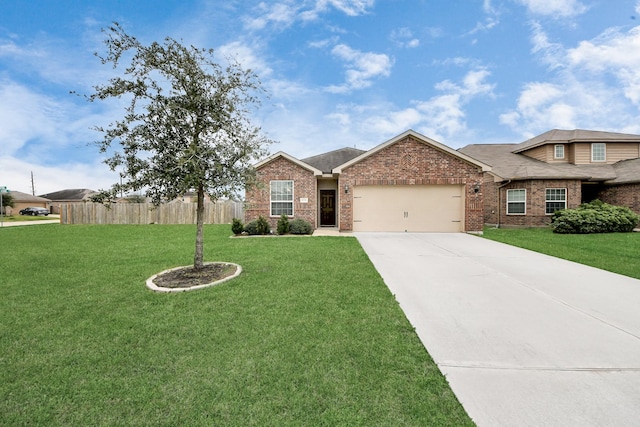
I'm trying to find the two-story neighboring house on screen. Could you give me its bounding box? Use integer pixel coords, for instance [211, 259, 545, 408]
[459, 129, 640, 227]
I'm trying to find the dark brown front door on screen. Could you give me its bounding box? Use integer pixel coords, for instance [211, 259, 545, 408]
[320, 190, 336, 226]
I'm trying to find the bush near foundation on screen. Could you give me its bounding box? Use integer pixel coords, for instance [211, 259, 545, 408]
[244, 215, 271, 235]
[276, 214, 290, 235]
[551, 200, 639, 234]
[289, 218, 313, 235]
[231, 218, 244, 235]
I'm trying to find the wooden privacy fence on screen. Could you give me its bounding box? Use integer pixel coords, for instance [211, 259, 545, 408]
[60, 201, 244, 225]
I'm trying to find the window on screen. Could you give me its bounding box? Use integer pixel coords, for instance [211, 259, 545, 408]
[545, 188, 566, 215]
[270, 180, 293, 216]
[591, 143, 606, 162]
[554, 145, 565, 159]
[506, 189, 526, 215]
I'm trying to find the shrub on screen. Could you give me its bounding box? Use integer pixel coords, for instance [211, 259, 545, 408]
[289, 218, 313, 235]
[245, 216, 271, 235]
[277, 214, 290, 235]
[552, 200, 639, 234]
[231, 218, 244, 235]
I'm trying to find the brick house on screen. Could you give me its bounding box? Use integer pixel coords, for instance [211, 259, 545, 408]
[245, 130, 491, 232]
[459, 129, 640, 227]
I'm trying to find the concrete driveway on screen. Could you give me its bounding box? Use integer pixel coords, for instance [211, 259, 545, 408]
[355, 232, 640, 427]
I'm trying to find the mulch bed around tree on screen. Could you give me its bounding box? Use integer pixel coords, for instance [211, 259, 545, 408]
[152, 263, 238, 289]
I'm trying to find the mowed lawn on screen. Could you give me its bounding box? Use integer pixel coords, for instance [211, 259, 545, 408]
[0, 224, 472, 426]
[483, 227, 640, 280]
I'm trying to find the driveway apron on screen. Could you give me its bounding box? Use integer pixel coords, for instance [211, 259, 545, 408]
[355, 232, 640, 427]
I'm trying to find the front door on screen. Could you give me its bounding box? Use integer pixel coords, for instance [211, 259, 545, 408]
[320, 190, 336, 226]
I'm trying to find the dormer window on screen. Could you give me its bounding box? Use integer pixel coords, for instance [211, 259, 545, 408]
[591, 143, 606, 162]
[554, 145, 565, 159]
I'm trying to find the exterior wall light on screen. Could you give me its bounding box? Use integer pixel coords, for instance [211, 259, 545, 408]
[344, 183, 350, 194]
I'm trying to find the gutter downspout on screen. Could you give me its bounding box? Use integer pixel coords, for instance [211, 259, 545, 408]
[496, 180, 512, 228]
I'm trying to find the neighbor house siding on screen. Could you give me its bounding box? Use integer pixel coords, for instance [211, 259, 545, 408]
[338, 135, 485, 232]
[607, 143, 640, 163]
[522, 146, 547, 162]
[522, 145, 569, 164]
[495, 179, 581, 227]
[245, 157, 317, 229]
[573, 143, 592, 164]
[598, 184, 640, 215]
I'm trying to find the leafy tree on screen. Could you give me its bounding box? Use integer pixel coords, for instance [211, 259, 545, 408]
[0, 192, 13, 215]
[84, 23, 272, 269]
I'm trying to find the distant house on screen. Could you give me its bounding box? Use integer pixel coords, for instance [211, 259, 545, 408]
[39, 189, 97, 214]
[459, 129, 640, 227]
[6, 191, 52, 215]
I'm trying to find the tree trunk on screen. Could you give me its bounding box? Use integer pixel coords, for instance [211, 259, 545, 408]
[193, 183, 205, 270]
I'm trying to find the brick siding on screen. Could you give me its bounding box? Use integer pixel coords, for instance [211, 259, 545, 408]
[245, 157, 317, 229]
[339, 135, 485, 232]
[598, 184, 640, 215]
[486, 179, 582, 227]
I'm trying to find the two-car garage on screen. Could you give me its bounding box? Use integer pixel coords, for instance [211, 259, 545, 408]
[352, 185, 465, 232]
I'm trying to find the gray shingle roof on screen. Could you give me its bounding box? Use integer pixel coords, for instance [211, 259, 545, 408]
[302, 147, 367, 173]
[611, 158, 640, 184]
[458, 144, 620, 182]
[39, 189, 97, 201]
[513, 129, 640, 153]
[9, 190, 52, 203]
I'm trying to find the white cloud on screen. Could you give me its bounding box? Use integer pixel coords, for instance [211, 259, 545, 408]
[515, 0, 588, 17]
[325, 44, 393, 93]
[216, 41, 273, 78]
[390, 28, 420, 48]
[244, 0, 375, 30]
[243, 2, 299, 31]
[502, 23, 640, 135]
[0, 156, 117, 195]
[341, 68, 496, 142]
[301, 0, 375, 20]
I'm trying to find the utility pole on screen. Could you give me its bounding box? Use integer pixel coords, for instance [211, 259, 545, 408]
[31, 171, 36, 196]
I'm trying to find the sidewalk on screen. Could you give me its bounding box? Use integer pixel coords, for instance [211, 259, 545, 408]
[0, 216, 60, 227]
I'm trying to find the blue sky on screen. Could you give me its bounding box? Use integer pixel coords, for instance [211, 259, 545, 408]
[2, 0, 640, 194]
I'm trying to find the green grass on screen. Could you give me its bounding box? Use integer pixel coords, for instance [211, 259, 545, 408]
[483, 227, 640, 279]
[0, 224, 472, 426]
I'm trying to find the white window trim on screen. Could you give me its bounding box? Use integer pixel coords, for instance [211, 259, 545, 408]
[591, 143, 606, 162]
[506, 189, 526, 215]
[554, 144, 565, 159]
[269, 180, 294, 217]
[545, 188, 567, 215]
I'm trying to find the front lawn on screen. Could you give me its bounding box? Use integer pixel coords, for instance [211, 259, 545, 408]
[483, 227, 640, 279]
[0, 224, 472, 426]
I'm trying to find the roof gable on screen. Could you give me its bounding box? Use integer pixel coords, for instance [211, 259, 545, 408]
[254, 151, 323, 175]
[334, 129, 491, 173]
[513, 129, 640, 153]
[301, 147, 366, 173]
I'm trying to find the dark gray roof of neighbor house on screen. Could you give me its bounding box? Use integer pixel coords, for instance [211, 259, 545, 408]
[301, 147, 367, 173]
[611, 158, 640, 184]
[39, 188, 97, 201]
[9, 190, 52, 203]
[459, 144, 618, 181]
[513, 129, 640, 153]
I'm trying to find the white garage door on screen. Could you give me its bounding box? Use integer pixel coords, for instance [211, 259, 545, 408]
[353, 185, 464, 232]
